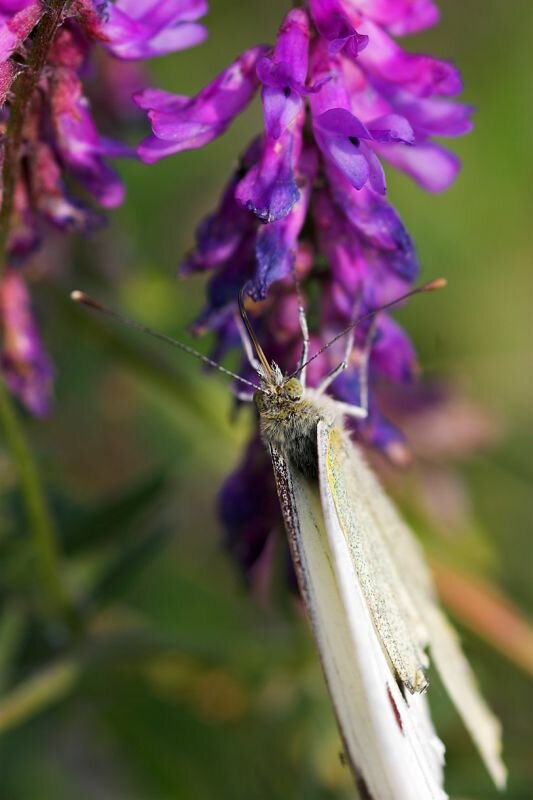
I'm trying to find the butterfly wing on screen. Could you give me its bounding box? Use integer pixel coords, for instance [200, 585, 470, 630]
[317, 420, 506, 789]
[270, 444, 447, 800]
[318, 423, 429, 694]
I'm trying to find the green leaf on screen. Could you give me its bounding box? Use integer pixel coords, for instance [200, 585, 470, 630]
[89, 527, 168, 608]
[62, 472, 166, 556]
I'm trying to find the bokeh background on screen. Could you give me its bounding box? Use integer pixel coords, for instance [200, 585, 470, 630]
[0, 1, 531, 798]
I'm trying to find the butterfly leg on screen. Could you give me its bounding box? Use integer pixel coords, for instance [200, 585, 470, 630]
[316, 318, 357, 395]
[295, 289, 310, 389]
[335, 401, 367, 420]
[357, 318, 377, 417]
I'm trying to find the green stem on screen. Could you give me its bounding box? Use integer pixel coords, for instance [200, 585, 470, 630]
[0, 657, 79, 733]
[0, 0, 72, 266]
[0, 379, 75, 630]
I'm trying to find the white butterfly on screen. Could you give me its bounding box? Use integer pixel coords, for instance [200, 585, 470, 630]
[72, 284, 506, 799]
[237, 286, 506, 799]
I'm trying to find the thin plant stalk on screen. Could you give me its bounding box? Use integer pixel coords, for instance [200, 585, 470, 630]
[0, 379, 76, 629]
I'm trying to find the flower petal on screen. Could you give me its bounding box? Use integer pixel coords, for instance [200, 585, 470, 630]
[376, 140, 460, 192]
[250, 146, 317, 299]
[137, 47, 266, 157]
[309, 0, 368, 59]
[235, 116, 303, 222]
[0, 272, 53, 416]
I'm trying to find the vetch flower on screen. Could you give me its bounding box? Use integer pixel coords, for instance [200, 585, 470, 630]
[308, 0, 368, 58]
[158, 1, 472, 458]
[256, 8, 318, 141]
[98, 0, 208, 60]
[136, 46, 267, 163]
[0, 0, 208, 413]
[154, 2, 475, 608]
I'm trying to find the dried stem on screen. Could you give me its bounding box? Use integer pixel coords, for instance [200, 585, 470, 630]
[432, 560, 533, 678]
[0, 0, 72, 266]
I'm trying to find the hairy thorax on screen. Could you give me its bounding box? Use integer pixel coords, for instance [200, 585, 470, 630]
[255, 387, 338, 479]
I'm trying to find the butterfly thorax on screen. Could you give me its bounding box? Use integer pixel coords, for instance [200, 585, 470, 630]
[254, 374, 323, 478]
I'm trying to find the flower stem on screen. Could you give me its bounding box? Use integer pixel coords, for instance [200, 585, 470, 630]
[0, 0, 72, 267]
[0, 378, 76, 631]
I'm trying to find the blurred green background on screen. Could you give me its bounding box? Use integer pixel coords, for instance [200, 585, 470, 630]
[0, 1, 531, 798]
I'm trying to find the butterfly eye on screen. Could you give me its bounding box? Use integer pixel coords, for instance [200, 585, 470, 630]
[284, 378, 303, 401]
[254, 390, 266, 411]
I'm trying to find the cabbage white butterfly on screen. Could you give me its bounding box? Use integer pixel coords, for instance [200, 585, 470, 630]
[72, 283, 506, 798]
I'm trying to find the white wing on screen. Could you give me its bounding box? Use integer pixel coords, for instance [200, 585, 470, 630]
[317, 420, 506, 790]
[270, 444, 447, 800]
[318, 423, 430, 694]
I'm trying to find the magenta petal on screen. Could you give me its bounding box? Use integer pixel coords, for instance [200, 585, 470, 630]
[315, 128, 370, 190]
[391, 94, 474, 138]
[358, 20, 462, 98]
[250, 146, 317, 298]
[315, 107, 372, 139]
[361, 142, 387, 194]
[376, 140, 460, 192]
[139, 47, 266, 156]
[101, 0, 208, 60]
[181, 148, 259, 273]
[0, 272, 53, 417]
[257, 9, 311, 139]
[0, 1, 41, 61]
[136, 133, 185, 164]
[371, 315, 417, 382]
[267, 8, 311, 86]
[344, 0, 439, 36]
[313, 109, 382, 191]
[235, 118, 303, 222]
[261, 85, 302, 140]
[309, 0, 368, 60]
[108, 22, 207, 60]
[133, 88, 189, 112]
[0, 59, 18, 103]
[367, 113, 415, 144]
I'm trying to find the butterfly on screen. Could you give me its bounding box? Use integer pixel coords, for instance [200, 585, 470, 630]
[72, 282, 506, 799]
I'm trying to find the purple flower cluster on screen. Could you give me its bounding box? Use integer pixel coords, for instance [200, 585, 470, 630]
[137, 0, 472, 580]
[0, 0, 207, 414]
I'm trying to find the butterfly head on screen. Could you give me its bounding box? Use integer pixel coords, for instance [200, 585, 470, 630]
[253, 373, 305, 414]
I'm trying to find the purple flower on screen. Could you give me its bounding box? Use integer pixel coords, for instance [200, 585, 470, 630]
[309, 39, 414, 195]
[99, 0, 208, 60]
[0, 0, 209, 413]
[234, 116, 304, 223]
[256, 8, 315, 140]
[309, 0, 368, 58]
[0, 1, 41, 63]
[0, 271, 53, 416]
[51, 69, 129, 209]
[181, 147, 259, 275]
[172, 1, 473, 495]
[346, 0, 439, 35]
[136, 46, 267, 163]
[251, 146, 316, 299]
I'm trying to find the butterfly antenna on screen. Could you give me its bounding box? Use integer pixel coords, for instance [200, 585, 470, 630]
[289, 278, 446, 378]
[71, 290, 260, 391]
[237, 287, 273, 379]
